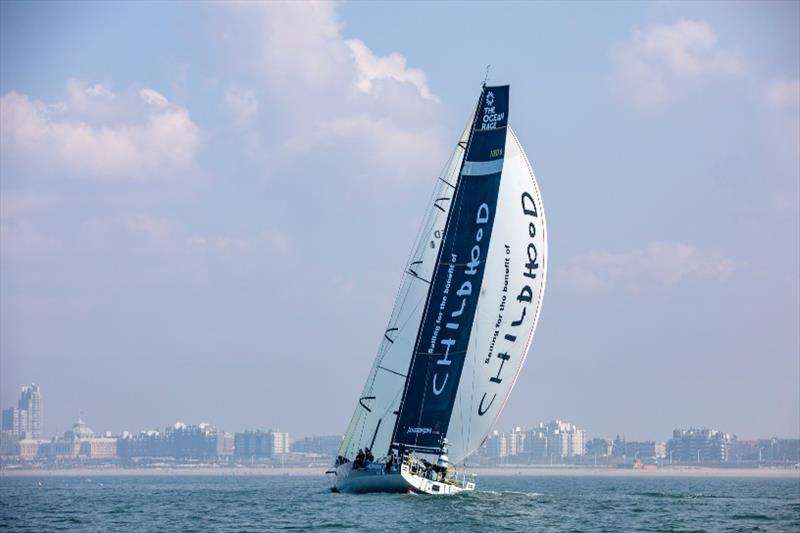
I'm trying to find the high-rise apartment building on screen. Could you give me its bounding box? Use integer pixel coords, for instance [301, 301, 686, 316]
[271, 431, 290, 455]
[483, 430, 510, 458]
[3, 407, 28, 439]
[526, 420, 586, 458]
[480, 420, 586, 460]
[19, 384, 42, 439]
[2, 384, 41, 440]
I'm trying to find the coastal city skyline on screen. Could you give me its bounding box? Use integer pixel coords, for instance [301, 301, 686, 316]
[3, 384, 798, 469]
[3, 383, 797, 451]
[4, 374, 797, 442]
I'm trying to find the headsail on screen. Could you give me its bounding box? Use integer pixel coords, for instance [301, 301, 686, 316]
[391, 86, 511, 453]
[444, 126, 547, 463]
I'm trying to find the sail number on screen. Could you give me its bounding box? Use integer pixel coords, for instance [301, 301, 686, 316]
[489, 148, 503, 158]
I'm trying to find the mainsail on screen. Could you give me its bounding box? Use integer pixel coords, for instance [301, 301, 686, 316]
[337, 109, 476, 460]
[338, 84, 547, 466]
[392, 85, 510, 452]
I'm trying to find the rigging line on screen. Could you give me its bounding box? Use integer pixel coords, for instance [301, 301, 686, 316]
[465, 303, 480, 466]
[365, 148, 459, 393]
[379, 390, 403, 421]
[384, 295, 425, 357]
[371, 390, 403, 456]
[458, 312, 480, 462]
[367, 391, 404, 456]
[375, 178, 450, 366]
[406, 270, 431, 285]
[378, 287, 425, 362]
[377, 365, 406, 379]
[357, 292, 426, 452]
[369, 191, 444, 377]
[441, 142, 467, 189]
[402, 142, 460, 267]
[342, 410, 360, 457]
[458, 309, 482, 462]
[382, 143, 461, 340]
[374, 272, 426, 373]
[356, 412, 369, 450]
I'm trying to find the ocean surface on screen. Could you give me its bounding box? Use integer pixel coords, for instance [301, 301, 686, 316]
[1, 474, 799, 532]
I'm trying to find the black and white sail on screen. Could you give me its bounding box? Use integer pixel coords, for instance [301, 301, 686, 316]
[338, 84, 547, 467]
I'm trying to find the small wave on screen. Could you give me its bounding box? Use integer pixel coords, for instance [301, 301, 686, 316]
[635, 491, 688, 499]
[731, 514, 775, 521]
[476, 490, 543, 498]
[635, 491, 734, 500]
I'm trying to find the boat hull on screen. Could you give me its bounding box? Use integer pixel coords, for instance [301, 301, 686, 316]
[330, 462, 475, 495]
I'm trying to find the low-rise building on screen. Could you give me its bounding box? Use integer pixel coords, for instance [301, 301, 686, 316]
[80, 438, 117, 459]
[612, 437, 657, 461]
[667, 428, 735, 463]
[291, 435, 343, 456]
[19, 439, 40, 460]
[233, 429, 291, 460]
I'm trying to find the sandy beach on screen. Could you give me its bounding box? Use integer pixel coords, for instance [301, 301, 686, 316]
[2, 466, 797, 478]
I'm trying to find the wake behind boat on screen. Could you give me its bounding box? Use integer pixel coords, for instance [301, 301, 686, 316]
[329, 82, 547, 495]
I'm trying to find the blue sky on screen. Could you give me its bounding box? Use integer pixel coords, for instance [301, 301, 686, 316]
[1, 1, 798, 442]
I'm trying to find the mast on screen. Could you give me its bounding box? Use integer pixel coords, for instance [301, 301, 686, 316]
[390, 85, 511, 454]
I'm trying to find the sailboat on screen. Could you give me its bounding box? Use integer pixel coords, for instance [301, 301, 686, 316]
[329, 83, 547, 494]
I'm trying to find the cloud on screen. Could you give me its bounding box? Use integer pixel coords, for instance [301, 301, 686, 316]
[0, 191, 56, 220]
[138, 88, 169, 108]
[611, 20, 742, 108]
[0, 80, 200, 180]
[345, 39, 439, 102]
[220, 1, 446, 184]
[111, 213, 292, 257]
[224, 87, 259, 126]
[559, 241, 737, 290]
[0, 209, 292, 265]
[125, 213, 181, 243]
[765, 79, 800, 111]
[0, 220, 63, 256]
[187, 229, 292, 256]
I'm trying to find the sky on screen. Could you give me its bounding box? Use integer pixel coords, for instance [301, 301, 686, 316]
[1, 1, 798, 443]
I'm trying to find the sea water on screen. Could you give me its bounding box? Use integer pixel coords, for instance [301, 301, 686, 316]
[1, 474, 798, 531]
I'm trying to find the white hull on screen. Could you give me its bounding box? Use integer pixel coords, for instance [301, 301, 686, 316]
[330, 462, 475, 495]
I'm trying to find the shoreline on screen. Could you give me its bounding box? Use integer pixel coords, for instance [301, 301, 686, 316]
[2, 466, 797, 478]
